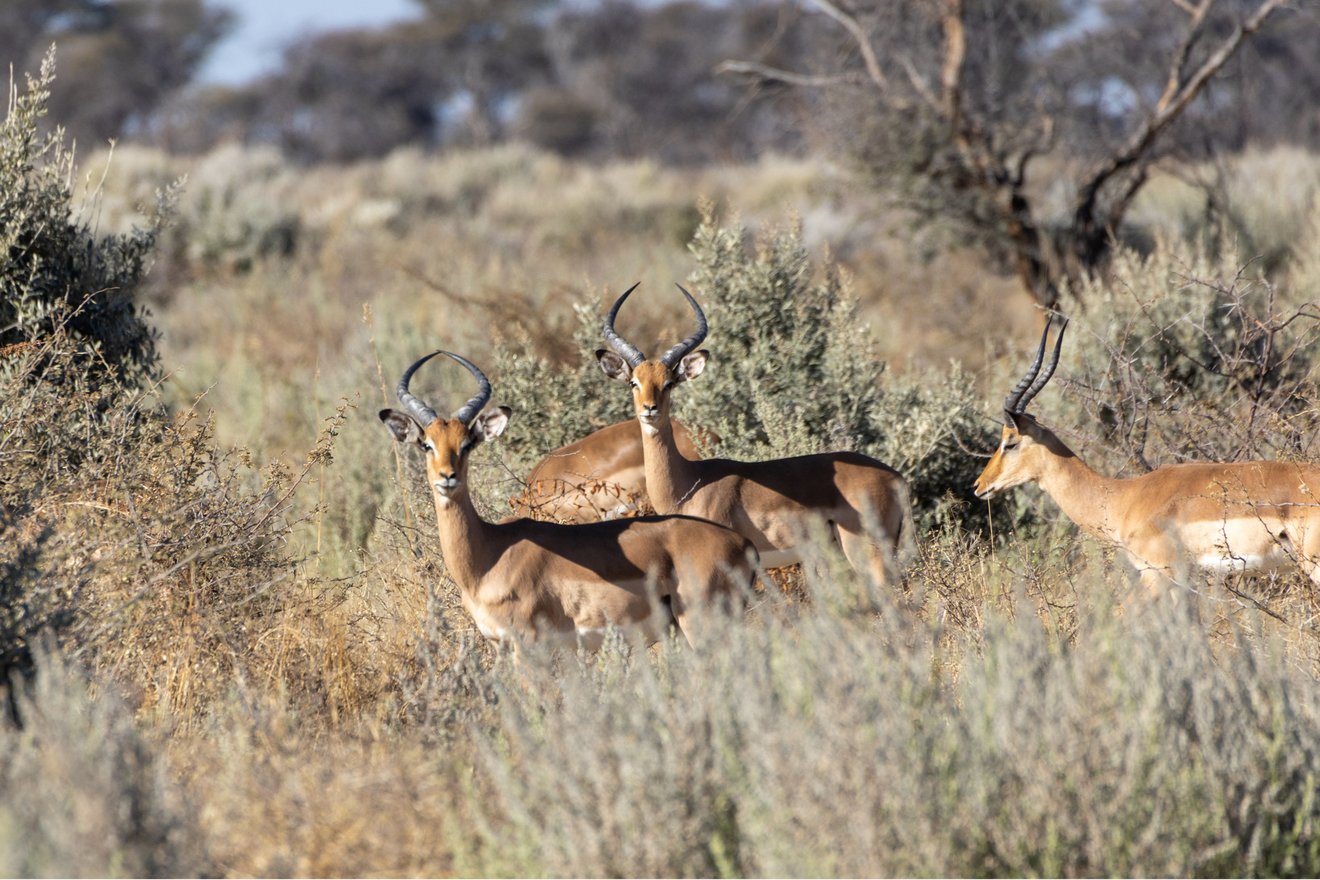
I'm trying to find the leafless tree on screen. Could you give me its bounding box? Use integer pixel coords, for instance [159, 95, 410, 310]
[721, 0, 1293, 308]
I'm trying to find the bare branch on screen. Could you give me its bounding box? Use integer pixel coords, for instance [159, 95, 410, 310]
[940, 0, 967, 130]
[1166, 0, 1201, 15]
[1073, 0, 1288, 237]
[1156, 0, 1211, 113]
[715, 60, 854, 89]
[808, 0, 890, 92]
[1012, 115, 1055, 188]
[896, 54, 939, 111]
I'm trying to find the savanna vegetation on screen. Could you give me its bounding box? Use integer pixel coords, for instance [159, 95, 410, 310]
[6, 26, 1320, 878]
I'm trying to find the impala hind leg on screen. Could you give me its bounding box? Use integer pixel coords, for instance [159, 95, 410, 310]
[1128, 540, 1205, 623]
[1294, 523, 1320, 588]
[671, 552, 755, 649]
[837, 526, 898, 590]
[665, 591, 700, 649]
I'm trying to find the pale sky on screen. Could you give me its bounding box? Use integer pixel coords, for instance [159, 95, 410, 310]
[200, 0, 420, 85]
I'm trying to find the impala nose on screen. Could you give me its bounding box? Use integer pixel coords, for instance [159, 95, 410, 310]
[434, 473, 459, 493]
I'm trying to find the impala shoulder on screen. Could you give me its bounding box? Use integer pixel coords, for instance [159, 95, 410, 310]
[839, 450, 905, 478]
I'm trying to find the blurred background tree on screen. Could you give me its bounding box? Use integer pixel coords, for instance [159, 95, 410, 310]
[3, 0, 1317, 303]
[0, 0, 233, 150]
[8, 0, 1314, 172]
[719, 0, 1304, 308]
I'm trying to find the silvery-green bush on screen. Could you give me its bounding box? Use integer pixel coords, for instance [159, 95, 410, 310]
[680, 206, 995, 529]
[176, 143, 299, 272]
[449, 549, 1320, 877]
[0, 650, 202, 877]
[0, 50, 165, 389]
[491, 206, 997, 531]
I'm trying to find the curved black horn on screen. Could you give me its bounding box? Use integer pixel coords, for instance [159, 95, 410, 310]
[1003, 314, 1056, 417]
[602, 283, 647, 368]
[1016, 314, 1068, 413]
[441, 351, 493, 426]
[657, 284, 708, 368]
[397, 351, 443, 426]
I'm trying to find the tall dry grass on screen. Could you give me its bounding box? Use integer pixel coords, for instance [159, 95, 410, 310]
[5, 56, 1320, 876]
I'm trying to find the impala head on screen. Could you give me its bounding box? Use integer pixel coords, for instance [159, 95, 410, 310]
[974, 314, 1070, 500]
[595, 283, 709, 432]
[379, 350, 510, 504]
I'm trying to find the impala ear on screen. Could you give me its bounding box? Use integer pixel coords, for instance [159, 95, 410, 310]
[1004, 410, 1033, 435]
[379, 409, 425, 446]
[596, 349, 632, 382]
[472, 406, 511, 442]
[676, 349, 708, 382]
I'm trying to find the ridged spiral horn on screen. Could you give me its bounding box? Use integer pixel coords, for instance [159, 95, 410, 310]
[657, 284, 708, 368]
[1015, 315, 1068, 414]
[396, 351, 443, 426]
[441, 351, 493, 426]
[1003, 313, 1068, 419]
[601, 283, 647, 368]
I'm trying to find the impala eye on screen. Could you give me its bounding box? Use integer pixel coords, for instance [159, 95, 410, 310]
[1003, 440, 1020, 451]
[629, 379, 640, 389]
[662, 380, 674, 390]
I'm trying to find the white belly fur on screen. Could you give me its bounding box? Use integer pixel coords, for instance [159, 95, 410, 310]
[1194, 551, 1291, 574]
[465, 576, 672, 649]
[1173, 516, 1299, 573]
[758, 548, 806, 569]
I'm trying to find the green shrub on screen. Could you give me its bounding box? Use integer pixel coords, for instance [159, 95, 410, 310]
[679, 204, 997, 531]
[488, 303, 628, 493]
[0, 54, 348, 722]
[0, 49, 166, 389]
[176, 143, 299, 273]
[489, 205, 998, 532]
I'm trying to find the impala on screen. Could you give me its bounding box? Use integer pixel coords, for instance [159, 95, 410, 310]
[974, 314, 1320, 591]
[512, 419, 713, 522]
[379, 349, 758, 649]
[596, 283, 914, 586]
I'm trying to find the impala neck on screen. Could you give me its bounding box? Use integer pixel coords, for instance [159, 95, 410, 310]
[1032, 438, 1124, 544]
[640, 414, 702, 512]
[431, 488, 495, 590]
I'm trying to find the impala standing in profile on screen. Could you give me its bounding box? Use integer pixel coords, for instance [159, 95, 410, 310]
[379, 350, 759, 649]
[512, 419, 713, 522]
[596, 284, 914, 586]
[974, 314, 1320, 592]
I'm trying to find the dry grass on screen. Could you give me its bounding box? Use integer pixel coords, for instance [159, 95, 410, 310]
[7, 123, 1320, 876]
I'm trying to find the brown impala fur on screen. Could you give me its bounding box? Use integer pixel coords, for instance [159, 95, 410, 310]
[596, 285, 914, 586]
[512, 419, 713, 522]
[380, 351, 758, 650]
[975, 318, 1320, 593]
